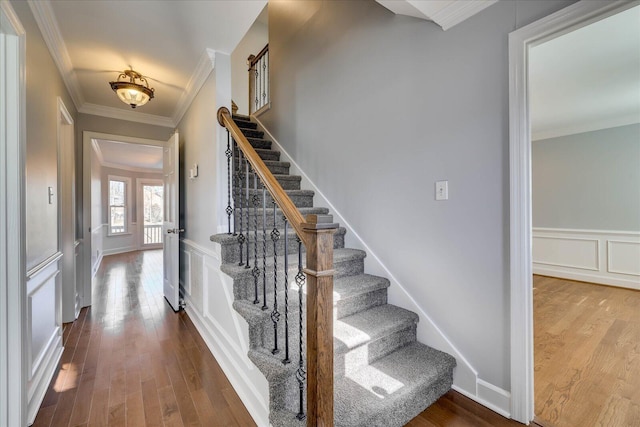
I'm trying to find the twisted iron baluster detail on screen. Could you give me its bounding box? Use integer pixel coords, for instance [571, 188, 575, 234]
[237, 151, 245, 266]
[231, 138, 237, 236]
[261, 186, 268, 311]
[225, 131, 233, 234]
[270, 202, 280, 355]
[252, 174, 260, 305]
[255, 68, 260, 110]
[245, 160, 251, 269]
[282, 218, 290, 365]
[295, 235, 306, 420]
[262, 59, 267, 105]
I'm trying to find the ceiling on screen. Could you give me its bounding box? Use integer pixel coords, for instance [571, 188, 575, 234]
[30, 0, 267, 128]
[375, 0, 498, 30]
[530, 5, 640, 140]
[93, 139, 163, 172]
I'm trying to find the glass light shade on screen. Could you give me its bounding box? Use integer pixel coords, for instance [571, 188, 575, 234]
[115, 84, 151, 108]
[109, 70, 155, 109]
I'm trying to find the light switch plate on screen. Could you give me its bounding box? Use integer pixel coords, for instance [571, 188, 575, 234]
[435, 180, 448, 201]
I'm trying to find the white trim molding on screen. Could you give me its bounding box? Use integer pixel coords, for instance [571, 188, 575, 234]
[0, 1, 27, 425]
[533, 228, 640, 290]
[508, 0, 639, 423]
[79, 103, 174, 128]
[171, 49, 216, 125]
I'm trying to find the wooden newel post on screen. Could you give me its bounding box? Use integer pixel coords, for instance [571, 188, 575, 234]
[303, 214, 338, 427]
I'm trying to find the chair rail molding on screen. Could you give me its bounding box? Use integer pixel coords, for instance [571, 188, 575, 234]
[508, 0, 638, 423]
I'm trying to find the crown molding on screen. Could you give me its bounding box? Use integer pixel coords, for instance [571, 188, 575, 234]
[375, 0, 498, 30]
[91, 138, 105, 164]
[79, 103, 175, 128]
[1, 0, 25, 35]
[172, 48, 216, 125]
[99, 161, 162, 174]
[27, 0, 84, 108]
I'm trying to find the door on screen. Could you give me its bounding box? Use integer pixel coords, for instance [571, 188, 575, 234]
[163, 132, 181, 311]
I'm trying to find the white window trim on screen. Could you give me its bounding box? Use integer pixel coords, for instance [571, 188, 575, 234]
[136, 178, 164, 249]
[107, 175, 131, 236]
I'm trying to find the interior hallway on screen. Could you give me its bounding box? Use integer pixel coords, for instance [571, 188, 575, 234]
[32, 250, 255, 427]
[534, 275, 640, 427]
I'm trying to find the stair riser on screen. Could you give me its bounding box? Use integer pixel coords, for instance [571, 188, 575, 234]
[234, 190, 312, 208]
[241, 128, 265, 139]
[234, 148, 280, 161]
[334, 326, 417, 379]
[232, 161, 290, 176]
[246, 138, 271, 150]
[233, 120, 258, 130]
[233, 176, 300, 190]
[219, 231, 345, 265]
[229, 256, 364, 301]
[336, 288, 387, 319]
[270, 376, 306, 415]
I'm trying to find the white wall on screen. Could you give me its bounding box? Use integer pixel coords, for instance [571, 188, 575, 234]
[231, 10, 268, 115]
[261, 0, 577, 398]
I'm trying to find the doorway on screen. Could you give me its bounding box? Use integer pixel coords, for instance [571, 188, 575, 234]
[82, 131, 165, 307]
[508, 0, 639, 423]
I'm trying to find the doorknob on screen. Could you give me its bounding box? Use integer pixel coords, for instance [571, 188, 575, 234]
[167, 228, 185, 234]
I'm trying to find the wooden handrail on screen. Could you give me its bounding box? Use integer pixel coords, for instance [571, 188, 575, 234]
[217, 106, 336, 426]
[217, 107, 309, 247]
[248, 43, 269, 68]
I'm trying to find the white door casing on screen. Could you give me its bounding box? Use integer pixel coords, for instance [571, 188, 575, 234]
[163, 132, 181, 311]
[508, 0, 638, 423]
[0, 1, 27, 425]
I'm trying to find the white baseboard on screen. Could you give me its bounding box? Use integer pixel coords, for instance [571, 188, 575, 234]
[533, 228, 640, 290]
[26, 335, 62, 425]
[253, 117, 510, 417]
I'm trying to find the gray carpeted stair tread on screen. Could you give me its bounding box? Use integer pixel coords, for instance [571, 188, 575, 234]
[334, 305, 418, 353]
[211, 227, 345, 246]
[246, 137, 271, 149]
[333, 274, 389, 301]
[232, 114, 251, 122]
[234, 147, 280, 161]
[270, 343, 455, 427]
[333, 342, 456, 427]
[221, 248, 366, 278]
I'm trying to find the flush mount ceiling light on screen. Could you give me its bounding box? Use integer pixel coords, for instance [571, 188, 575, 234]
[109, 69, 155, 109]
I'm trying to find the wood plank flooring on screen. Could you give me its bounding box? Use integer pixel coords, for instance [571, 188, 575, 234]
[37, 251, 597, 426]
[32, 250, 255, 427]
[533, 275, 640, 427]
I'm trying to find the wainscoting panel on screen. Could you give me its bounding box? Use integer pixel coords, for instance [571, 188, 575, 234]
[180, 239, 269, 426]
[533, 228, 640, 290]
[25, 256, 63, 424]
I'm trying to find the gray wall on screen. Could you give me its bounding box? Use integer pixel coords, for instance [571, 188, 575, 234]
[262, 0, 576, 390]
[11, 0, 78, 270]
[533, 124, 640, 231]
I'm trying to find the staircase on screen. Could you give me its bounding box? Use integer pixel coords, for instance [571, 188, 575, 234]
[211, 114, 456, 427]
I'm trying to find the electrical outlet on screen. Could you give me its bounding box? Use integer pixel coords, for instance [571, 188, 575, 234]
[435, 180, 448, 201]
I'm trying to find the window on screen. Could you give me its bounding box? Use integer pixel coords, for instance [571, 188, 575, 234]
[108, 176, 130, 235]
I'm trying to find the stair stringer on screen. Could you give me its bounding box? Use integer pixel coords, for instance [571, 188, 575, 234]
[253, 115, 512, 418]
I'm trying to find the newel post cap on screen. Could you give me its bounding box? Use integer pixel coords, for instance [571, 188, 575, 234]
[302, 214, 339, 231]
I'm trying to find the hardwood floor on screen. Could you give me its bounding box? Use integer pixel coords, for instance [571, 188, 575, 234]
[36, 251, 581, 426]
[32, 250, 255, 427]
[533, 275, 640, 427]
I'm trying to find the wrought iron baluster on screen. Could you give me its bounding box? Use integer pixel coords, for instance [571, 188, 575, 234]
[237, 151, 245, 266]
[261, 186, 268, 311]
[252, 174, 260, 304]
[270, 201, 280, 355]
[295, 236, 306, 420]
[282, 218, 290, 365]
[231, 138, 237, 236]
[262, 56, 267, 107]
[254, 67, 259, 111]
[225, 131, 233, 234]
[245, 160, 250, 269]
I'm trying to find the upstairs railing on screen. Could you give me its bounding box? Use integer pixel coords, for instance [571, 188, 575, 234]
[217, 107, 336, 427]
[248, 44, 269, 114]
